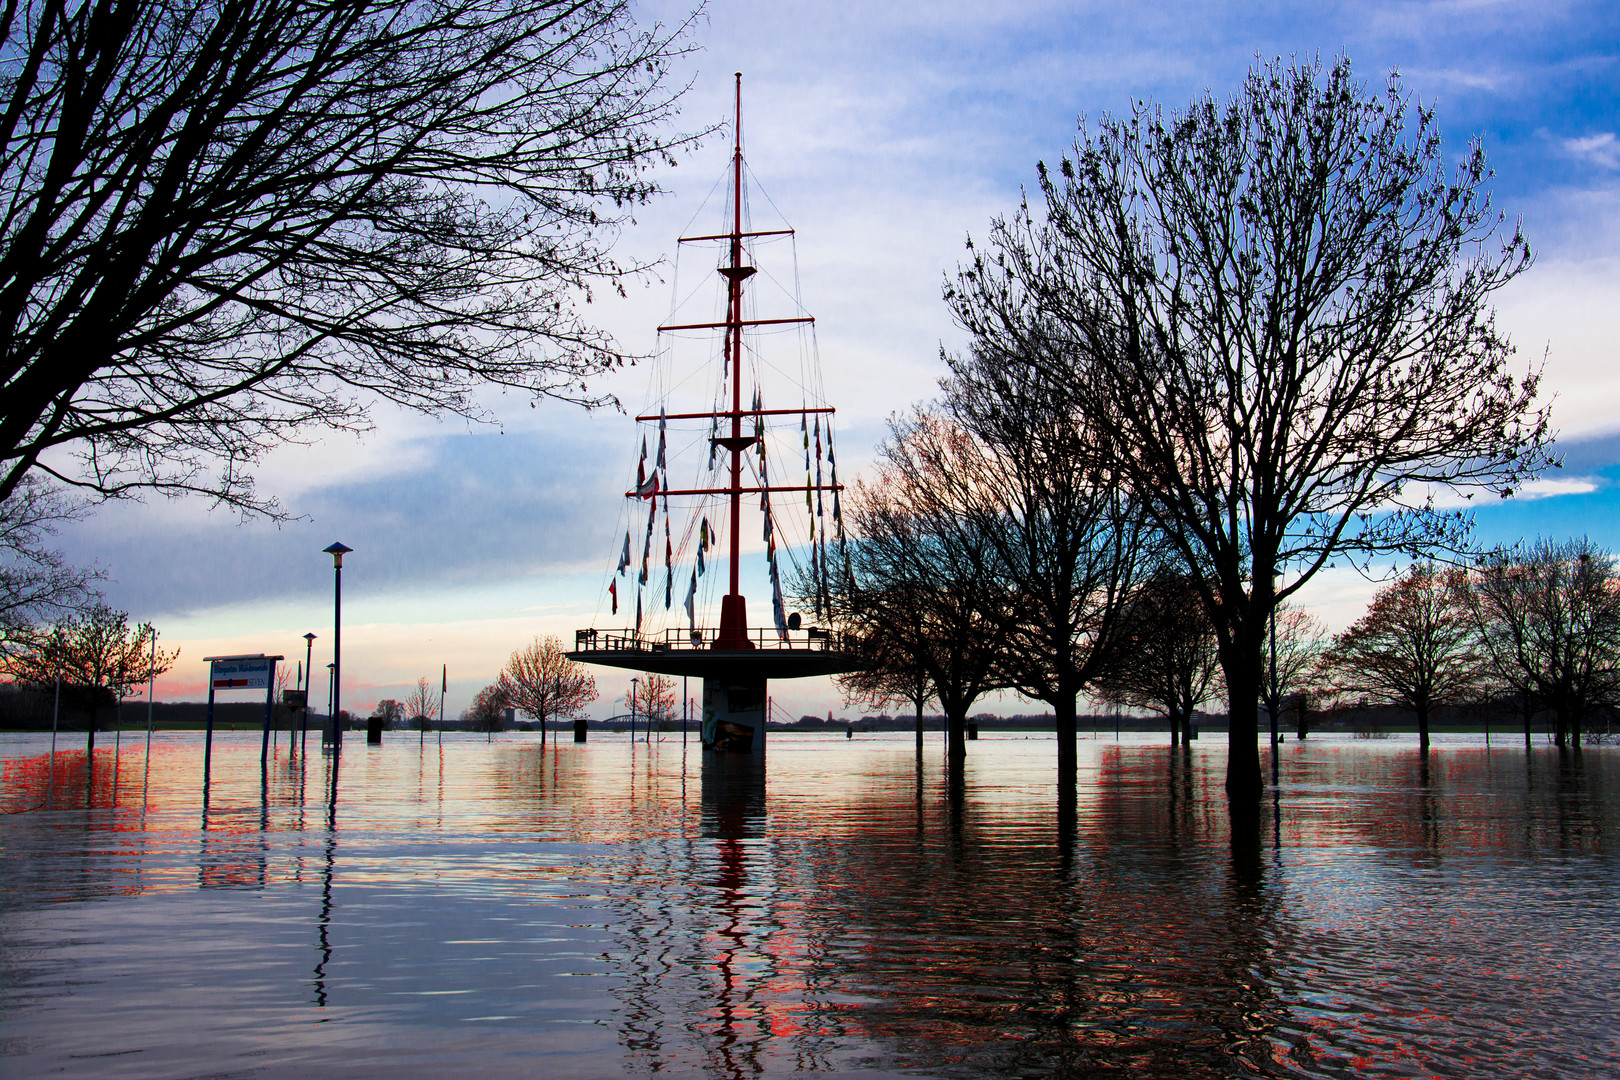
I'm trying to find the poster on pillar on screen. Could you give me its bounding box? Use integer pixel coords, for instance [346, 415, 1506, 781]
[210, 656, 274, 690]
[702, 678, 766, 754]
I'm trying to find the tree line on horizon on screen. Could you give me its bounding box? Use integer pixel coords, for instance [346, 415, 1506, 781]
[825, 534, 1620, 761]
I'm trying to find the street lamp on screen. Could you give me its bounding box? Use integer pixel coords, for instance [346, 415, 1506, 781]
[324, 543, 351, 750]
[301, 632, 316, 756]
[630, 677, 639, 743]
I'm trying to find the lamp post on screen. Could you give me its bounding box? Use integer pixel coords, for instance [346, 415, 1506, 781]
[326, 663, 335, 743]
[324, 543, 352, 750]
[630, 677, 639, 744]
[301, 633, 316, 757]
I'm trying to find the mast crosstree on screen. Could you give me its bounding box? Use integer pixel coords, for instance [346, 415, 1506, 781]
[569, 74, 858, 754]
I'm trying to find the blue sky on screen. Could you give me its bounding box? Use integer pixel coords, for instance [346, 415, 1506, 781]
[53, 0, 1620, 718]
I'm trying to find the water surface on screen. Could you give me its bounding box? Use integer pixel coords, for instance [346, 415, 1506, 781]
[2, 730, 1616, 1078]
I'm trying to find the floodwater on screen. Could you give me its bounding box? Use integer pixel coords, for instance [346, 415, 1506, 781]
[1, 729, 1616, 1079]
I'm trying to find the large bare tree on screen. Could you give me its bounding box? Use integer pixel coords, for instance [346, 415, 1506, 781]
[939, 346, 1161, 779]
[837, 417, 1014, 767]
[0, 0, 699, 515]
[947, 57, 1551, 798]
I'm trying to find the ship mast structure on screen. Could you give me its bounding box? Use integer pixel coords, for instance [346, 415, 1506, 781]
[569, 74, 858, 754]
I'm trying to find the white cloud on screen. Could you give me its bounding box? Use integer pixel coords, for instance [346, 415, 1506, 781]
[1496, 254, 1620, 440]
[1513, 475, 1600, 499]
[1563, 132, 1620, 169]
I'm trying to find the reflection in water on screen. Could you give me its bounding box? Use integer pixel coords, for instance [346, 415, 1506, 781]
[0, 733, 1617, 1078]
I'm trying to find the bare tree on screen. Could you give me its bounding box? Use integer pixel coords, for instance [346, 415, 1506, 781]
[499, 635, 596, 743]
[3, 603, 177, 744]
[1262, 604, 1330, 742]
[0, 478, 101, 656]
[1094, 571, 1219, 746]
[835, 417, 1014, 767]
[941, 347, 1161, 779]
[946, 57, 1551, 798]
[0, 0, 701, 515]
[405, 676, 436, 730]
[835, 632, 933, 753]
[1318, 564, 1478, 753]
[1464, 538, 1620, 750]
[627, 671, 675, 727]
[462, 682, 509, 740]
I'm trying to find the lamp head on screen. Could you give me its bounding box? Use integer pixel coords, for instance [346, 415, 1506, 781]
[324, 541, 353, 568]
[304, 632, 317, 643]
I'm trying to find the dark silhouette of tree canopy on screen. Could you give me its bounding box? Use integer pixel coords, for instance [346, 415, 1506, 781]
[1094, 571, 1219, 747]
[836, 414, 1013, 767]
[939, 347, 1161, 779]
[0, 0, 700, 515]
[1319, 563, 1478, 753]
[463, 682, 509, 738]
[1464, 538, 1620, 751]
[946, 57, 1551, 798]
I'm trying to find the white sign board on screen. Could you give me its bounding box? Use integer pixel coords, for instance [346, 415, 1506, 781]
[210, 656, 274, 691]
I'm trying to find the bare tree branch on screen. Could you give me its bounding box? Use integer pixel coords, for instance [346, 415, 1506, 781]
[0, 0, 706, 516]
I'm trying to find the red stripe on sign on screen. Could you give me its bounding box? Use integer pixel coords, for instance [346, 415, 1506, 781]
[212, 678, 251, 688]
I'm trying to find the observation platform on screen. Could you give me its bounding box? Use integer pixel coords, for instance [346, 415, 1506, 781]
[569, 626, 859, 680]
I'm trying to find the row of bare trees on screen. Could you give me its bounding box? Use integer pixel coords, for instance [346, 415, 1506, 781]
[827, 56, 1554, 799]
[1321, 543, 1620, 751]
[833, 458, 1619, 765]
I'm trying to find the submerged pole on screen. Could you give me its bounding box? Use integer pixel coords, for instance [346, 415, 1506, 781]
[46, 652, 61, 810]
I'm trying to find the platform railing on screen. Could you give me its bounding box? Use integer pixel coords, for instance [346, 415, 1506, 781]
[574, 625, 853, 654]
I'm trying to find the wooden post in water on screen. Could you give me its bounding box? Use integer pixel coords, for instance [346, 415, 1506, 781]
[203, 678, 217, 801]
[261, 658, 278, 766]
[46, 654, 61, 810]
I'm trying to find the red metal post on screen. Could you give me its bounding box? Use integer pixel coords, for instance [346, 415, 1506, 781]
[716, 71, 753, 650]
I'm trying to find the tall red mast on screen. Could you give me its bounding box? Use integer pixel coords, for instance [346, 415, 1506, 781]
[572, 72, 859, 749]
[628, 73, 829, 649]
[719, 72, 749, 646]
